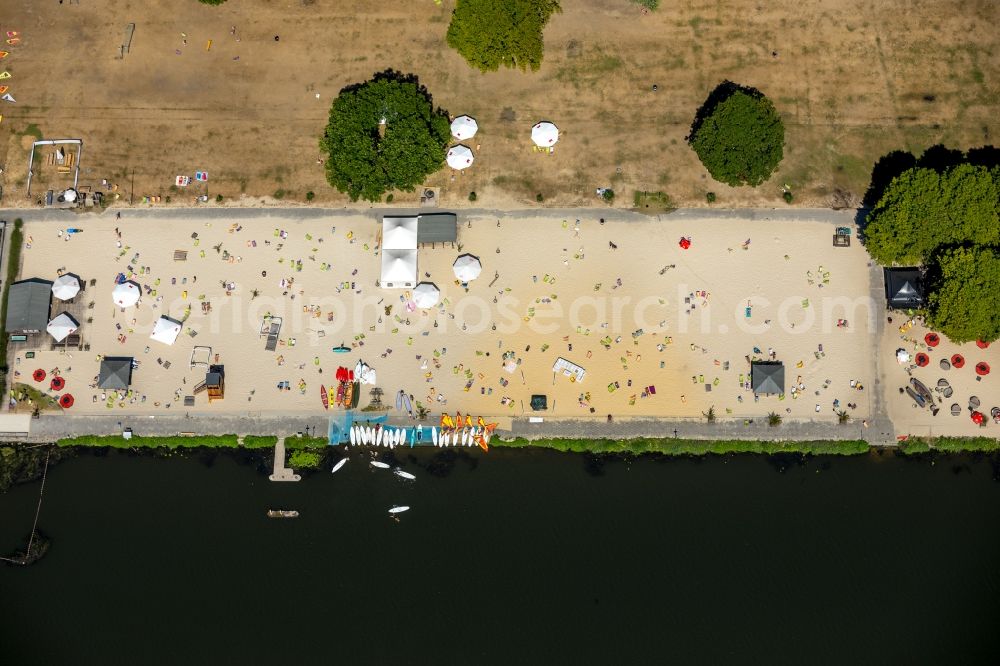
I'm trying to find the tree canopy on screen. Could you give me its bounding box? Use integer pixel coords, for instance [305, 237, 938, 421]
[688, 82, 784, 187]
[926, 246, 1000, 343]
[319, 71, 450, 202]
[446, 0, 561, 73]
[862, 163, 1000, 265]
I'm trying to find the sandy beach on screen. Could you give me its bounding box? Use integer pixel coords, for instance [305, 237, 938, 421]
[8, 208, 887, 427]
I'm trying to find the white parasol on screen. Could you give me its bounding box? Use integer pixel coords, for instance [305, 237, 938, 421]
[450, 115, 478, 140]
[112, 281, 141, 308]
[446, 145, 474, 170]
[52, 273, 81, 300]
[46, 312, 79, 342]
[452, 254, 482, 282]
[150, 316, 182, 345]
[531, 121, 559, 146]
[412, 282, 441, 309]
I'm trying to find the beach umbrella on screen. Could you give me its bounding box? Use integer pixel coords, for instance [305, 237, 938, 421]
[112, 280, 141, 307]
[452, 254, 482, 282]
[531, 121, 559, 146]
[450, 115, 478, 140]
[50, 376, 65, 391]
[679, 237, 691, 250]
[971, 411, 985, 425]
[915, 353, 929, 367]
[951, 354, 965, 368]
[924, 332, 940, 347]
[32, 369, 46, 382]
[976, 362, 990, 376]
[46, 312, 79, 342]
[976, 339, 990, 349]
[150, 316, 182, 345]
[446, 145, 474, 170]
[59, 393, 74, 409]
[51, 273, 81, 300]
[413, 282, 440, 309]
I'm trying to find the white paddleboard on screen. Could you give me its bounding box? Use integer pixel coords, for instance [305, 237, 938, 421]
[371, 461, 390, 469]
[349, 427, 357, 446]
[432, 427, 438, 447]
[331, 458, 348, 474]
[394, 469, 415, 480]
[388, 506, 409, 514]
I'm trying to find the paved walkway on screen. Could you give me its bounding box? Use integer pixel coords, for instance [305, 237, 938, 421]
[268, 437, 300, 482]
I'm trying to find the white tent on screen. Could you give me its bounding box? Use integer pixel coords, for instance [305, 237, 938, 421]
[446, 145, 474, 170]
[150, 316, 182, 346]
[453, 254, 482, 282]
[51, 274, 81, 300]
[354, 360, 377, 386]
[46, 312, 79, 342]
[412, 282, 440, 309]
[531, 121, 559, 146]
[112, 281, 141, 308]
[450, 115, 478, 140]
[380, 249, 417, 288]
[382, 216, 418, 249]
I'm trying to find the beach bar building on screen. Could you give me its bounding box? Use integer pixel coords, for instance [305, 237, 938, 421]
[751, 361, 785, 395]
[5, 278, 54, 335]
[98, 356, 134, 390]
[884, 268, 923, 309]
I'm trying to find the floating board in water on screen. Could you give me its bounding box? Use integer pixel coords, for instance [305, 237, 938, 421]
[349, 426, 357, 446]
[371, 461, 390, 469]
[432, 427, 438, 447]
[376, 428, 384, 447]
[331, 458, 348, 474]
[320, 385, 329, 410]
[397, 428, 406, 446]
[394, 469, 415, 480]
[388, 506, 409, 514]
[462, 429, 468, 447]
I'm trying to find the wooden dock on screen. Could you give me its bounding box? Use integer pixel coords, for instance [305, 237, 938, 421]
[268, 437, 300, 482]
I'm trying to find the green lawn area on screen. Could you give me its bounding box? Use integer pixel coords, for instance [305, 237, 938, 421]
[493, 437, 871, 456]
[57, 435, 240, 449]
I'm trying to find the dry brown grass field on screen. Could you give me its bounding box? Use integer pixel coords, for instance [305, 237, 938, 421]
[0, 0, 997, 209]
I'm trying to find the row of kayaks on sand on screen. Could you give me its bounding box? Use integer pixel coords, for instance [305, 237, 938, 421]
[348, 425, 492, 451]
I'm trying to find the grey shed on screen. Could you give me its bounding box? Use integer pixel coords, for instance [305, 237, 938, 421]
[99, 357, 134, 390]
[751, 361, 785, 395]
[5, 278, 54, 333]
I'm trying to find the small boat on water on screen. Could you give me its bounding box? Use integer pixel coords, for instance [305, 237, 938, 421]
[394, 469, 416, 480]
[331, 458, 348, 474]
[371, 460, 390, 469]
[388, 506, 410, 514]
[267, 509, 299, 518]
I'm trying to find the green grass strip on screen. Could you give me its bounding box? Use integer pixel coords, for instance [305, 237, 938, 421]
[57, 435, 240, 449]
[285, 436, 329, 450]
[899, 436, 1000, 455]
[242, 436, 278, 449]
[493, 437, 870, 456]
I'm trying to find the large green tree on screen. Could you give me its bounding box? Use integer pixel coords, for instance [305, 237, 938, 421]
[688, 82, 784, 187]
[863, 163, 1000, 265]
[319, 71, 450, 202]
[926, 246, 1000, 343]
[446, 0, 561, 73]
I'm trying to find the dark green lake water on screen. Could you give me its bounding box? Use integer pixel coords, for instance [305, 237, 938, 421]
[2, 448, 999, 664]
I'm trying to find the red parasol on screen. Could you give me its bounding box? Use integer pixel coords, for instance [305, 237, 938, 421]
[50, 376, 65, 391]
[924, 333, 940, 347]
[678, 237, 691, 250]
[32, 369, 46, 382]
[335, 367, 348, 382]
[971, 410, 984, 425]
[976, 362, 990, 376]
[59, 394, 74, 409]
[951, 354, 965, 368]
[915, 353, 929, 367]
[976, 339, 990, 349]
